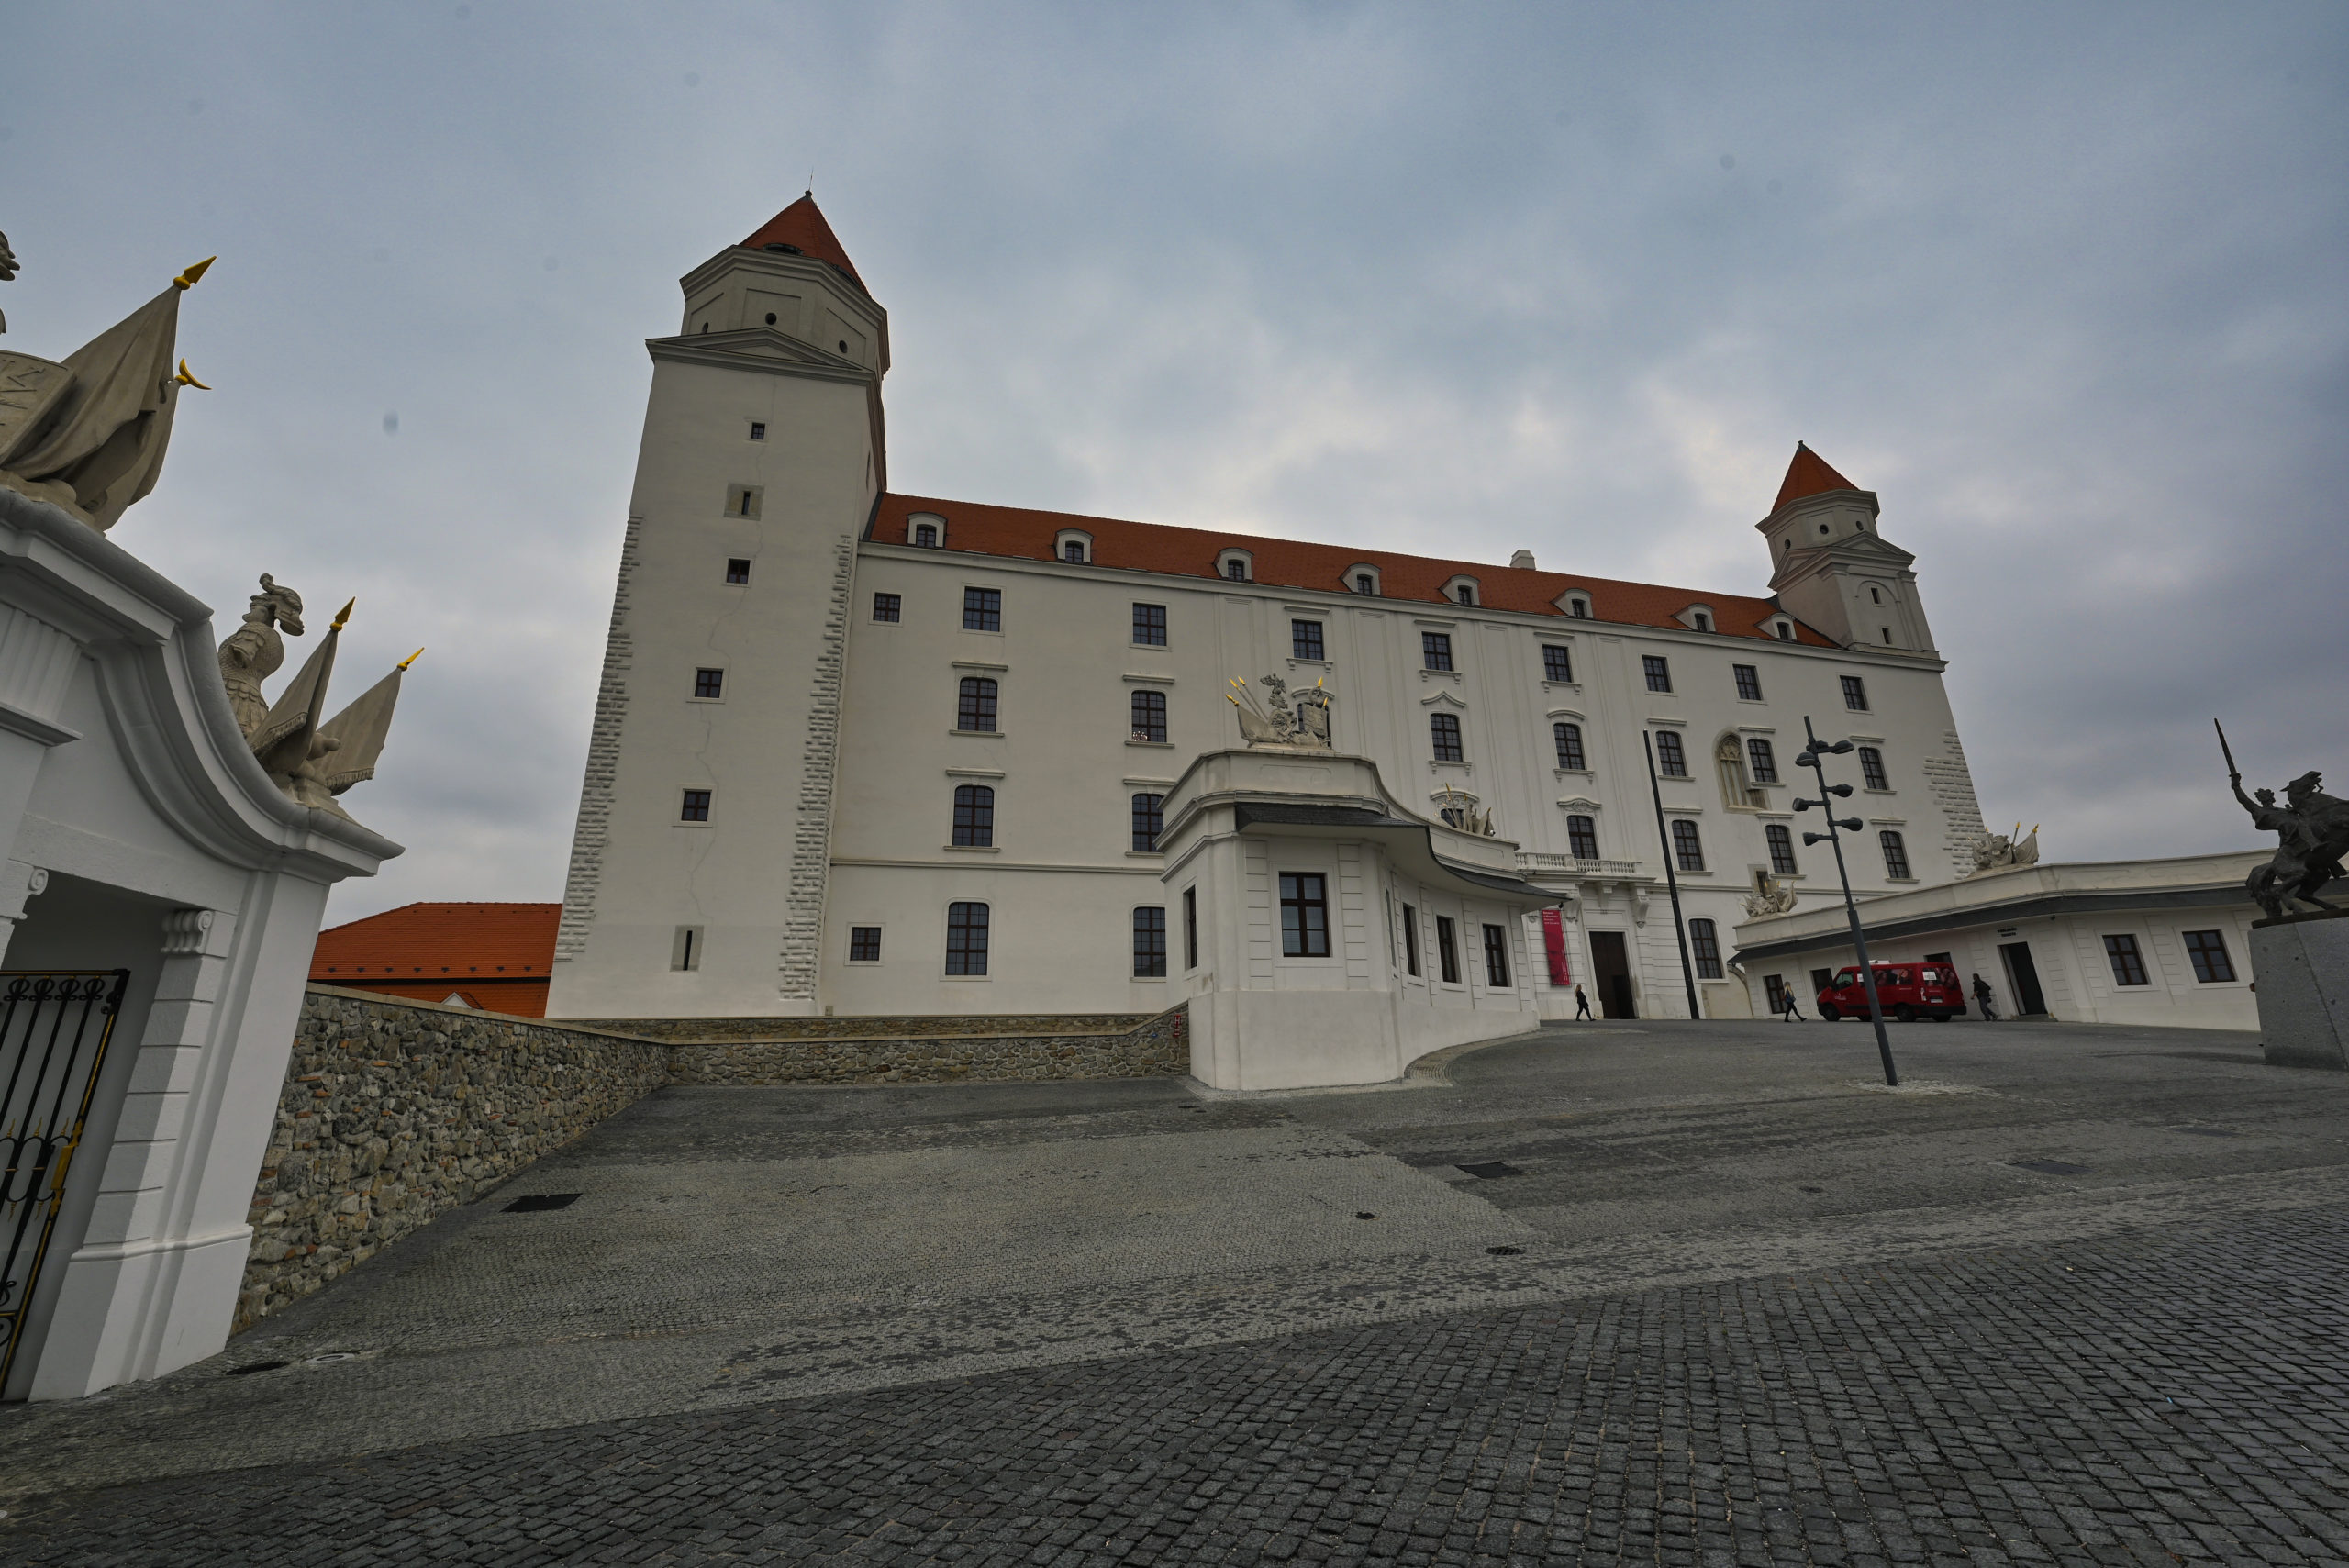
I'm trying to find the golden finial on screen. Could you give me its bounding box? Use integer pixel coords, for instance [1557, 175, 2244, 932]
[173, 257, 216, 291]
[332, 598, 354, 630]
[173, 358, 210, 389]
[397, 647, 424, 671]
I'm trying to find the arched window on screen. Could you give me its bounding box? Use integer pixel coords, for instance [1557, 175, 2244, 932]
[1130, 689, 1167, 742]
[956, 676, 997, 732]
[1553, 722, 1586, 770]
[1430, 713, 1464, 762]
[945, 902, 989, 974]
[1766, 823, 1798, 875]
[952, 784, 995, 847]
[1879, 830, 1911, 879]
[1131, 793, 1165, 852]
[1688, 917, 1723, 979]
[1654, 730, 1687, 776]
[1746, 737, 1778, 784]
[1567, 814, 1599, 860]
[1671, 818, 1706, 872]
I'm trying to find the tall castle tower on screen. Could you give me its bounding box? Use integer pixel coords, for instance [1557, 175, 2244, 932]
[548, 196, 886, 1018]
[1756, 443, 1939, 657]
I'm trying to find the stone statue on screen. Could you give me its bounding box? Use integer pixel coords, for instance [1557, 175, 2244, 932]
[1967, 824, 2040, 876]
[241, 596, 417, 817]
[0, 231, 17, 333]
[1228, 673, 1335, 749]
[1433, 784, 1496, 837]
[2220, 723, 2349, 919]
[217, 574, 306, 740]
[1742, 875, 1798, 918]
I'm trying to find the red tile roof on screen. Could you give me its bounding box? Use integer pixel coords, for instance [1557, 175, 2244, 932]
[1772, 443, 1862, 512]
[874, 494, 1833, 645]
[740, 195, 863, 289]
[310, 903, 560, 1018]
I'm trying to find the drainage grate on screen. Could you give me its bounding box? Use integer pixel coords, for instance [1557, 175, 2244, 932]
[1455, 1162, 1524, 1180]
[1485, 1245, 1523, 1256]
[2174, 1127, 2237, 1138]
[504, 1192, 583, 1213]
[2009, 1160, 2091, 1176]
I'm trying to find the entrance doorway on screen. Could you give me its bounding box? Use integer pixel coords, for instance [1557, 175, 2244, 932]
[1588, 931, 1636, 1018]
[1998, 941, 2048, 1018]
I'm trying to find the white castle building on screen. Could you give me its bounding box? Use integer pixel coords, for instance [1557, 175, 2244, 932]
[546, 195, 1988, 1035]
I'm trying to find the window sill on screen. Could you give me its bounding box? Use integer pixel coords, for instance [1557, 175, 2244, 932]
[1124, 851, 1163, 860]
[1428, 760, 1472, 773]
[944, 843, 1001, 853]
[1864, 788, 1898, 796]
[1420, 668, 1461, 681]
[1553, 768, 1595, 781]
[1130, 974, 1169, 984]
[949, 728, 1004, 738]
[1541, 681, 1582, 695]
[1884, 876, 1920, 884]
[960, 628, 1005, 638]
[686, 696, 726, 706]
[845, 959, 882, 967]
[941, 973, 993, 982]
[1126, 739, 1174, 749]
[1130, 641, 1170, 651]
[675, 820, 713, 829]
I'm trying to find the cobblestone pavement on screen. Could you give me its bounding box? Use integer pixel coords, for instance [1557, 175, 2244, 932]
[5, 1020, 2347, 1564]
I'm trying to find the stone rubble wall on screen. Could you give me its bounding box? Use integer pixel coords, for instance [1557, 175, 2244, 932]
[571, 1011, 1156, 1043]
[665, 1006, 1186, 1085]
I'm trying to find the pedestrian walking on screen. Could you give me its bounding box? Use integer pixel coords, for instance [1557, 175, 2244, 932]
[1971, 973, 1999, 1021]
[1779, 988, 1805, 1021]
[1574, 984, 1595, 1020]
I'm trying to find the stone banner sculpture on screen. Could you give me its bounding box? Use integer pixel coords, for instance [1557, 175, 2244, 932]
[1967, 824, 2040, 876]
[230, 592, 418, 817]
[1226, 673, 1334, 749]
[1742, 874, 1798, 919]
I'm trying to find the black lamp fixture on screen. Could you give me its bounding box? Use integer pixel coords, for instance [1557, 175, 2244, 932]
[1793, 717, 1900, 1086]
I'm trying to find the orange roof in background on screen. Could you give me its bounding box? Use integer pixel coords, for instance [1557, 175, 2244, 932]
[310, 903, 560, 984]
[740, 195, 863, 289]
[1772, 443, 1863, 512]
[874, 494, 1834, 645]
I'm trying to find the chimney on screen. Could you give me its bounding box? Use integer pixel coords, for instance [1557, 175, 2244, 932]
[1509, 549, 1536, 571]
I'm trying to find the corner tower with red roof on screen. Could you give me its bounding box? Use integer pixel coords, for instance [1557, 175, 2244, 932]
[1757, 443, 1938, 658]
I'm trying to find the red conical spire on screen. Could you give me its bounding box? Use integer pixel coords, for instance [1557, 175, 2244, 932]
[741, 194, 863, 288]
[1772, 442, 1859, 512]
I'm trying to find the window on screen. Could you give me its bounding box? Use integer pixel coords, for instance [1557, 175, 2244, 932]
[671, 926, 703, 972]
[1430, 713, 1464, 762]
[1869, 586, 1882, 604]
[1455, 584, 1476, 606]
[1689, 918, 1722, 979]
[1775, 622, 1794, 641]
[1222, 557, 1250, 581]
[1279, 873, 1330, 957]
[1858, 747, 1888, 790]
[1642, 655, 1672, 693]
[945, 903, 989, 975]
[749, 421, 766, 440]
[1671, 819, 1705, 872]
[693, 668, 724, 699]
[727, 484, 761, 517]
[1482, 924, 1510, 988]
[1132, 603, 1167, 646]
[1746, 737, 1778, 784]
[2102, 934, 2150, 987]
[1732, 664, 1762, 701]
[1063, 541, 1085, 562]
[1130, 690, 1168, 743]
[1878, 829, 1911, 879]
[1810, 968, 1833, 995]
[2183, 929, 2236, 984]
[1183, 887, 1198, 970]
[1133, 907, 1167, 977]
[1553, 722, 1586, 770]
[1401, 904, 1421, 976]
[1766, 823, 1798, 875]
[1841, 675, 1869, 711]
[1542, 645, 1574, 683]
[1131, 793, 1164, 852]
[1764, 974, 1787, 1014]
[1655, 731, 1687, 776]
[956, 676, 998, 732]
[848, 927, 882, 962]
[1567, 815, 1598, 860]
[1292, 620, 1325, 661]
[680, 789, 711, 822]
[872, 592, 901, 623]
[726, 557, 751, 584]
[1353, 573, 1376, 595]
[951, 784, 995, 847]
[1881, 628, 1895, 645]
[1434, 916, 1460, 984]
[963, 587, 1001, 632]
[1421, 632, 1453, 672]
[1568, 597, 1589, 618]
[914, 523, 939, 548]
[1693, 612, 1711, 632]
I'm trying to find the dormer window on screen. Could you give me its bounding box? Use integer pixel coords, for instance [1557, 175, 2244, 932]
[914, 524, 938, 547]
[1694, 612, 1711, 632]
[1355, 574, 1375, 595]
[1567, 597, 1589, 619]
[907, 512, 945, 548]
[1064, 543, 1084, 562]
[1054, 529, 1093, 564]
[1346, 564, 1381, 596]
[1456, 585, 1475, 606]
[1442, 575, 1480, 606]
[1774, 621, 1793, 640]
[1219, 551, 1252, 582]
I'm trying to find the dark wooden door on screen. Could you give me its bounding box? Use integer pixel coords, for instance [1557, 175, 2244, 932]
[1998, 941, 2047, 1017]
[1589, 930, 1636, 1018]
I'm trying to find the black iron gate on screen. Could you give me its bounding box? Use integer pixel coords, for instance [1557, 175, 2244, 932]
[0, 970, 130, 1393]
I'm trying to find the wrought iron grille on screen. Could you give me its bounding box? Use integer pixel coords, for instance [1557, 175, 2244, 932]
[0, 970, 130, 1393]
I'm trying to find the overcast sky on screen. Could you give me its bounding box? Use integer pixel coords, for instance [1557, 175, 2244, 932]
[7, 4, 2343, 923]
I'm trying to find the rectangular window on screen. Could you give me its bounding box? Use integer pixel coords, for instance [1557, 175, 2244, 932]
[726, 484, 762, 518]
[1279, 873, 1330, 957]
[1859, 747, 1889, 790]
[2102, 934, 2150, 987]
[1567, 815, 1598, 860]
[725, 558, 751, 584]
[1765, 974, 1787, 1014]
[1671, 818, 1705, 872]
[2183, 929, 2236, 984]
[1430, 713, 1464, 762]
[1131, 793, 1164, 853]
[872, 592, 901, 622]
[1183, 887, 1198, 970]
[1421, 632, 1453, 672]
[671, 925, 702, 973]
[1688, 917, 1722, 979]
[1353, 573, 1376, 595]
[956, 676, 998, 732]
[1401, 904, 1421, 976]
[1133, 907, 1167, 977]
[679, 789, 711, 822]
[1481, 924, 1511, 989]
[1434, 916, 1460, 984]
[1642, 655, 1672, 693]
[693, 667, 724, 699]
[848, 926, 882, 962]
[1655, 731, 1687, 776]
[1553, 722, 1585, 770]
[1746, 737, 1778, 784]
[1766, 823, 1798, 875]
[1130, 689, 1168, 743]
[963, 587, 1002, 632]
[749, 421, 766, 440]
[1810, 968, 1833, 995]
[1292, 620, 1325, 662]
[951, 784, 995, 847]
[1063, 541, 1085, 562]
[1879, 829, 1911, 879]
[1842, 675, 1869, 711]
[1222, 558, 1249, 581]
[1542, 645, 1574, 683]
[1732, 664, 1763, 701]
[1776, 623, 1794, 641]
[1456, 585, 1476, 606]
[1132, 603, 1167, 646]
[945, 902, 989, 975]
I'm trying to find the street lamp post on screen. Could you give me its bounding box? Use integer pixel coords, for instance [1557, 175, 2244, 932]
[1794, 716, 1899, 1087]
[1642, 729, 1704, 1021]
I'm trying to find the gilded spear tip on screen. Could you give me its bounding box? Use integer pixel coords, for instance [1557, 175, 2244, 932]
[332, 598, 354, 630]
[173, 358, 210, 389]
[173, 257, 216, 291]
[397, 647, 424, 672]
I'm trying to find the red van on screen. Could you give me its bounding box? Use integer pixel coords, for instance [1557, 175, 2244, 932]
[1817, 963, 1969, 1023]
